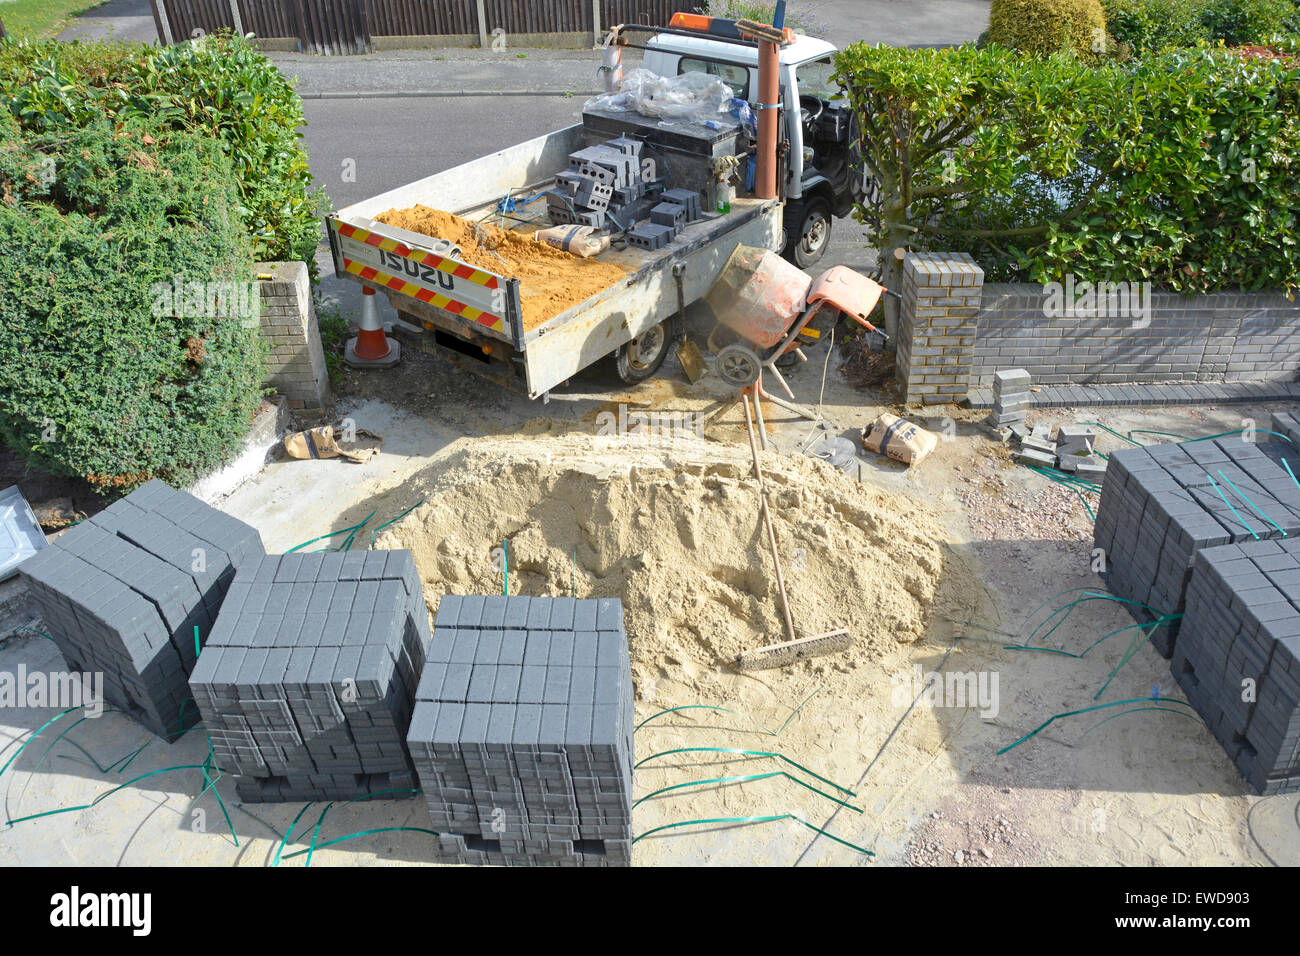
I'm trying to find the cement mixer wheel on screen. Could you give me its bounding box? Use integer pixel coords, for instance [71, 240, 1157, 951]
[716, 343, 762, 388]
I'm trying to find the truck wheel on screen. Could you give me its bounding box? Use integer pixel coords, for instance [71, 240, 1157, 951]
[615, 320, 671, 384]
[784, 197, 832, 269]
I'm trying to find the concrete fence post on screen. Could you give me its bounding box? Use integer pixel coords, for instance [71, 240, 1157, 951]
[475, 0, 489, 48]
[897, 251, 983, 406]
[255, 261, 330, 411]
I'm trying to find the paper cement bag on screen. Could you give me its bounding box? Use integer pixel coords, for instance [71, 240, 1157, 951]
[861, 413, 937, 467]
[284, 426, 381, 464]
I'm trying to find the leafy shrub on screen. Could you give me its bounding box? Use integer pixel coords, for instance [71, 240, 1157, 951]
[1101, 0, 1209, 54]
[0, 117, 267, 491]
[1200, 0, 1295, 43]
[988, 0, 1109, 56]
[835, 42, 1300, 296]
[0, 33, 327, 266]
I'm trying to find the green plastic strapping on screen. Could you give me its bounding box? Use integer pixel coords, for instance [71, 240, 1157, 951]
[6, 762, 213, 826]
[632, 770, 862, 813]
[1283, 458, 1300, 493]
[369, 498, 428, 547]
[1006, 613, 1181, 659]
[632, 813, 874, 857]
[281, 826, 441, 860]
[635, 704, 738, 733]
[1207, 472, 1258, 539]
[305, 802, 335, 868]
[1216, 470, 1286, 538]
[632, 746, 854, 796]
[273, 803, 316, 867]
[1077, 421, 1142, 447]
[278, 788, 422, 866]
[285, 510, 376, 554]
[634, 688, 823, 738]
[1185, 428, 1296, 447]
[1080, 705, 1200, 738]
[0, 706, 79, 782]
[997, 696, 1199, 755]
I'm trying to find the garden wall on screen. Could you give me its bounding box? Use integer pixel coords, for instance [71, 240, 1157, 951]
[897, 253, 1300, 405]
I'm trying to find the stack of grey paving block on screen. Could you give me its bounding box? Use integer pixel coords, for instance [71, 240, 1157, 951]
[1172, 538, 1300, 794]
[18, 480, 263, 740]
[187, 550, 432, 802]
[990, 368, 1032, 428]
[1016, 422, 1057, 468]
[406, 595, 634, 867]
[1093, 439, 1300, 657]
[1271, 410, 1300, 449]
[1055, 425, 1107, 481]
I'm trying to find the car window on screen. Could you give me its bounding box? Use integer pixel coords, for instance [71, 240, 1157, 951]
[677, 57, 750, 99]
[796, 57, 843, 101]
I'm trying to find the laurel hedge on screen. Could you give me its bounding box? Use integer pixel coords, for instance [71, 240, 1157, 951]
[836, 42, 1300, 296]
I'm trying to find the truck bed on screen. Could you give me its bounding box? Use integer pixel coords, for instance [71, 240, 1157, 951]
[327, 123, 783, 396]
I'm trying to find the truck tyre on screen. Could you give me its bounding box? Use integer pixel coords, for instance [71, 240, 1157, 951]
[615, 319, 671, 384]
[784, 196, 832, 269]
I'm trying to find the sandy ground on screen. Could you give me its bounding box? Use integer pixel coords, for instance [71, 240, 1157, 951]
[1, 310, 1298, 867]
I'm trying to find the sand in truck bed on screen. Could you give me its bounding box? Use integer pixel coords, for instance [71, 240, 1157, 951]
[374, 205, 627, 330]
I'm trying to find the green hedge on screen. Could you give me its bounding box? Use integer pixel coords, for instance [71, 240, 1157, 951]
[835, 42, 1300, 295]
[1102, 0, 1300, 53]
[0, 114, 267, 491]
[988, 0, 1109, 58]
[0, 33, 326, 265]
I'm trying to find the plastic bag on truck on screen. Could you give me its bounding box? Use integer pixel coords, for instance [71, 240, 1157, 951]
[703, 244, 812, 349]
[584, 68, 735, 125]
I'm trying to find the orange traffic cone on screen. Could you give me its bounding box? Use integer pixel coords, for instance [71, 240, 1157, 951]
[345, 286, 401, 369]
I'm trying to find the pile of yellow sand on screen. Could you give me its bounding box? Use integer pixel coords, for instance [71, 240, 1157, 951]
[374, 205, 626, 330]
[376, 434, 952, 688]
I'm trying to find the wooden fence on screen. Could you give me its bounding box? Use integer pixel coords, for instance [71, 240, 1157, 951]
[148, 0, 681, 54]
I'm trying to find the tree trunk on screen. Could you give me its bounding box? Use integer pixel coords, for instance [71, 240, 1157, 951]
[879, 218, 911, 342]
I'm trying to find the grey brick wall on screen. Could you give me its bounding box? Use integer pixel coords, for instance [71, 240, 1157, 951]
[970, 285, 1300, 388]
[256, 261, 329, 410]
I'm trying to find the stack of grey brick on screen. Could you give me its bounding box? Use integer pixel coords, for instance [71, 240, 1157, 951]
[18, 480, 264, 740]
[406, 595, 634, 867]
[1173, 538, 1300, 794]
[1055, 425, 1107, 481]
[990, 368, 1031, 427]
[187, 550, 432, 802]
[1093, 439, 1300, 657]
[1271, 410, 1300, 449]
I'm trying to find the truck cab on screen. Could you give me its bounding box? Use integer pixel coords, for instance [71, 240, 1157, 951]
[642, 30, 861, 268]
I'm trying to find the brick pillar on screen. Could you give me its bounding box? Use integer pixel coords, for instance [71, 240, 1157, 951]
[897, 252, 983, 405]
[256, 261, 329, 411]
